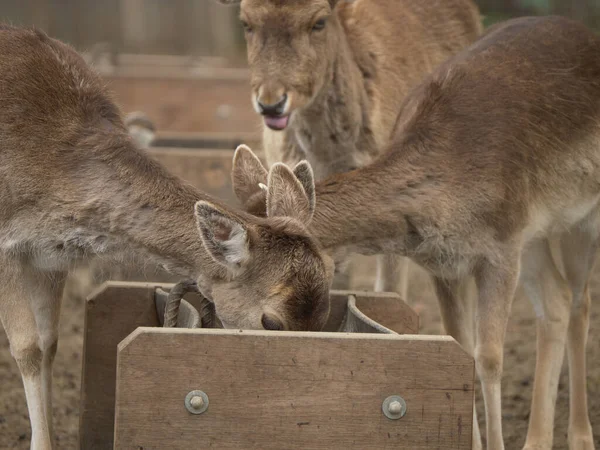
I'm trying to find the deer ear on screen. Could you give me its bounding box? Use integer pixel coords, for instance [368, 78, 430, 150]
[292, 160, 316, 218]
[267, 163, 313, 223]
[194, 201, 249, 271]
[232, 144, 268, 216]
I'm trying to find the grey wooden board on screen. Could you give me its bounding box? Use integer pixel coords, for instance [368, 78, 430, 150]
[79, 282, 198, 449]
[114, 328, 475, 449]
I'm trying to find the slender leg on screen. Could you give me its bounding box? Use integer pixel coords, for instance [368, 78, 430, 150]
[474, 250, 521, 450]
[520, 239, 571, 450]
[433, 276, 481, 450]
[560, 231, 597, 450]
[375, 254, 410, 300]
[27, 270, 66, 446]
[0, 261, 53, 450]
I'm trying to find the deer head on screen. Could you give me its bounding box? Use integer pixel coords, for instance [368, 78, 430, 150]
[197, 151, 333, 330]
[215, 0, 343, 131]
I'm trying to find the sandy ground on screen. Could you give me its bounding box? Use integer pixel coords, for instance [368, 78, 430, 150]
[0, 256, 598, 449]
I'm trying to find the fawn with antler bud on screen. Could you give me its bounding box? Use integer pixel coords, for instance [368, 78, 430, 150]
[0, 25, 333, 449]
[215, 0, 483, 300]
[233, 15, 599, 450]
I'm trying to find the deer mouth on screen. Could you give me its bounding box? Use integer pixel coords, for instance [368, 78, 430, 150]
[264, 114, 290, 131]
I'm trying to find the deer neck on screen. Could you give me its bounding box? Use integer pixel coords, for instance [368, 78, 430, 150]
[41, 132, 227, 280]
[308, 141, 435, 256]
[290, 18, 377, 178]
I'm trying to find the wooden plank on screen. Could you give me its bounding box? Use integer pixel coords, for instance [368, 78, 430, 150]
[323, 291, 418, 334]
[115, 328, 474, 449]
[354, 291, 419, 334]
[104, 71, 258, 133]
[146, 148, 238, 205]
[79, 282, 160, 450]
[150, 131, 261, 151]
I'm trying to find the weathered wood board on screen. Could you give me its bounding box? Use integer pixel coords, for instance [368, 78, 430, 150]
[114, 328, 474, 449]
[150, 130, 261, 151]
[103, 69, 260, 133]
[147, 148, 238, 205]
[78, 282, 420, 449]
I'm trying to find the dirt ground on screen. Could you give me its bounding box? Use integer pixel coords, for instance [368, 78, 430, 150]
[0, 256, 598, 449]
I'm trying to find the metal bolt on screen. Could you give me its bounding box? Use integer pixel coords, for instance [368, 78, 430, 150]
[190, 396, 204, 409]
[185, 390, 209, 415]
[388, 400, 402, 414]
[382, 395, 407, 420]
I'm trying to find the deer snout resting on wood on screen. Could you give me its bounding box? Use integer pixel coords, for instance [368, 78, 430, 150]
[215, 0, 483, 302]
[233, 15, 600, 450]
[0, 25, 333, 449]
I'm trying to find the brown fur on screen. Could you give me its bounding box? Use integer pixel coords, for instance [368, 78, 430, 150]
[220, 0, 482, 299]
[0, 25, 333, 449]
[227, 0, 482, 176]
[234, 16, 600, 450]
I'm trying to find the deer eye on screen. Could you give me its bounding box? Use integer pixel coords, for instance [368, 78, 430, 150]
[312, 18, 327, 31]
[240, 20, 253, 34]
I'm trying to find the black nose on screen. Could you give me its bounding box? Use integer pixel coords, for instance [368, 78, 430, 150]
[261, 313, 284, 331]
[258, 94, 287, 116]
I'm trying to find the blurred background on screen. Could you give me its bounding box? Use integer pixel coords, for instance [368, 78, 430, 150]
[0, 0, 598, 65]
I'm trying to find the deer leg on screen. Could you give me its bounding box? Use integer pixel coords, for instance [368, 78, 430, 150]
[520, 239, 571, 450]
[560, 230, 597, 450]
[375, 254, 410, 300]
[0, 263, 52, 450]
[474, 252, 520, 450]
[27, 270, 66, 446]
[433, 276, 481, 450]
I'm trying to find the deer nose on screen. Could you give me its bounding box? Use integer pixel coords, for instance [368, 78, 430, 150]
[257, 93, 288, 116]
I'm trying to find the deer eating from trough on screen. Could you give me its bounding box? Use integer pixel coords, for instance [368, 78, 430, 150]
[0, 25, 334, 449]
[233, 15, 599, 450]
[216, 0, 483, 301]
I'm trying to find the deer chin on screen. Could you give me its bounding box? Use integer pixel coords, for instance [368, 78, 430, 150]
[264, 114, 289, 131]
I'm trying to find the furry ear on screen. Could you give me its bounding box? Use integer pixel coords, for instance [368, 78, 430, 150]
[292, 160, 316, 218]
[213, 0, 241, 4]
[267, 163, 313, 223]
[231, 145, 269, 205]
[194, 201, 249, 271]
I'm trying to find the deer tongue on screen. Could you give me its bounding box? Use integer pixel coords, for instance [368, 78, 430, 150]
[264, 115, 289, 130]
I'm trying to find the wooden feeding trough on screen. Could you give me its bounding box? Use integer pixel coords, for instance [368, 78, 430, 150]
[79, 282, 475, 449]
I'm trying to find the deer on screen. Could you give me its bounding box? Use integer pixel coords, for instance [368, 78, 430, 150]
[214, 0, 483, 303]
[231, 15, 600, 450]
[0, 25, 333, 450]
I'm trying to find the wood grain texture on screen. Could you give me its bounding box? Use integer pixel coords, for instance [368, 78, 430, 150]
[324, 290, 418, 334]
[79, 282, 160, 450]
[114, 328, 474, 450]
[79, 281, 207, 449]
[150, 131, 261, 151]
[104, 70, 259, 133]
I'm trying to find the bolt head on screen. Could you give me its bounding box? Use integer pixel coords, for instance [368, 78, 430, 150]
[382, 395, 407, 420]
[190, 395, 204, 409]
[184, 390, 209, 415]
[388, 400, 402, 414]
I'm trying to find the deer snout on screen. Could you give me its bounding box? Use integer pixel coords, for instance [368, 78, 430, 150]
[254, 86, 290, 131]
[261, 312, 285, 331]
[257, 93, 286, 115]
